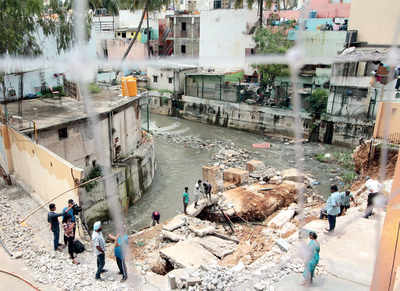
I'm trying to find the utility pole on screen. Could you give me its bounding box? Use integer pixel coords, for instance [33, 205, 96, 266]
[147, 10, 151, 58]
[18, 72, 23, 117]
[259, 0, 263, 27]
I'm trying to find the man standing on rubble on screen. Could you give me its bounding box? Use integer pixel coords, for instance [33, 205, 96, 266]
[48, 203, 66, 251]
[92, 221, 106, 280]
[194, 180, 202, 208]
[325, 185, 341, 232]
[183, 187, 189, 215]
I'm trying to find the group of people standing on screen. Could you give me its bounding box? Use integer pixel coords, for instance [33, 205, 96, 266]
[182, 179, 212, 214]
[303, 176, 384, 285]
[47, 199, 79, 264]
[92, 221, 129, 282]
[48, 199, 129, 282]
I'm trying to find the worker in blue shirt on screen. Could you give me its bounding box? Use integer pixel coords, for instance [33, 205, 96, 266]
[325, 185, 341, 232]
[108, 233, 129, 282]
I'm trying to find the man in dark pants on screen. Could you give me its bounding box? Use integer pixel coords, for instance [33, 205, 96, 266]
[48, 203, 64, 251]
[183, 187, 189, 215]
[325, 185, 341, 232]
[92, 221, 106, 280]
[63, 199, 76, 245]
[108, 233, 129, 282]
[203, 181, 212, 200]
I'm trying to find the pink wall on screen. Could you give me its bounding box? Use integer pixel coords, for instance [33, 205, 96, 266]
[106, 39, 148, 61]
[264, 0, 350, 20]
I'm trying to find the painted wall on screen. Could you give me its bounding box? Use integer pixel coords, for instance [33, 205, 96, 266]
[349, 0, 400, 45]
[373, 102, 400, 142]
[105, 39, 148, 60]
[292, 31, 347, 59]
[199, 9, 256, 73]
[147, 67, 175, 92]
[4, 126, 83, 214]
[371, 152, 400, 290]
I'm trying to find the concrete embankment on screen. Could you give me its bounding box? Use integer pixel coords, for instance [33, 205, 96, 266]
[147, 93, 374, 147]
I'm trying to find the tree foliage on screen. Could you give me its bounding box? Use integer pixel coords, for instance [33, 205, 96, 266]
[253, 27, 293, 86]
[306, 88, 329, 117]
[0, 0, 93, 57]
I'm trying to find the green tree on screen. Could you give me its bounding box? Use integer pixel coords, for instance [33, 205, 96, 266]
[306, 88, 328, 119]
[234, 0, 273, 27]
[305, 88, 329, 142]
[253, 27, 293, 86]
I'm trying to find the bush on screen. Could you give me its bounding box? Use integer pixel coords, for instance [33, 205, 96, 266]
[80, 165, 103, 192]
[89, 83, 101, 94]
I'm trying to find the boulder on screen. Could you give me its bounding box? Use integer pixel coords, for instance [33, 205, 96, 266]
[160, 240, 218, 268]
[268, 209, 295, 229]
[223, 168, 249, 185]
[269, 175, 282, 185]
[275, 238, 290, 252]
[246, 160, 265, 172]
[281, 168, 305, 183]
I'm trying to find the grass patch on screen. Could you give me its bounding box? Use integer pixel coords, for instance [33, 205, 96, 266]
[89, 83, 101, 94]
[342, 171, 358, 187]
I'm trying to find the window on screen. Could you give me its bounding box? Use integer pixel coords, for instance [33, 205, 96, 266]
[153, 76, 158, 83]
[122, 32, 126, 38]
[181, 45, 186, 54]
[214, 0, 222, 9]
[168, 77, 173, 84]
[181, 22, 186, 31]
[58, 128, 68, 140]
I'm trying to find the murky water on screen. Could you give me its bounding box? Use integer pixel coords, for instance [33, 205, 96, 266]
[126, 114, 353, 230]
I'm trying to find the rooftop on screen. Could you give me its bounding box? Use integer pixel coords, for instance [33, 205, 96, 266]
[336, 47, 390, 62]
[6, 89, 142, 132]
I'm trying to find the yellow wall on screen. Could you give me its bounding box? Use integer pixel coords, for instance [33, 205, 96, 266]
[373, 102, 400, 143]
[372, 153, 400, 290]
[6, 127, 83, 215]
[349, 0, 400, 45]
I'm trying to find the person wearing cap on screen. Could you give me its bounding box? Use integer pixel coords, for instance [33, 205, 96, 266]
[92, 221, 106, 280]
[108, 233, 129, 282]
[302, 231, 320, 285]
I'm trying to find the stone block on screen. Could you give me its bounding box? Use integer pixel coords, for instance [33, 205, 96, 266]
[246, 160, 265, 172]
[203, 165, 223, 193]
[223, 168, 249, 185]
[268, 210, 295, 229]
[269, 175, 282, 185]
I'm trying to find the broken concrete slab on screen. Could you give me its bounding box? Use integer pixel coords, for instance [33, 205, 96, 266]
[281, 168, 305, 183]
[189, 225, 215, 237]
[275, 238, 290, 252]
[163, 214, 187, 232]
[162, 230, 185, 242]
[194, 235, 237, 259]
[187, 196, 219, 217]
[160, 240, 218, 269]
[223, 168, 249, 185]
[279, 222, 297, 236]
[268, 209, 295, 228]
[246, 160, 265, 172]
